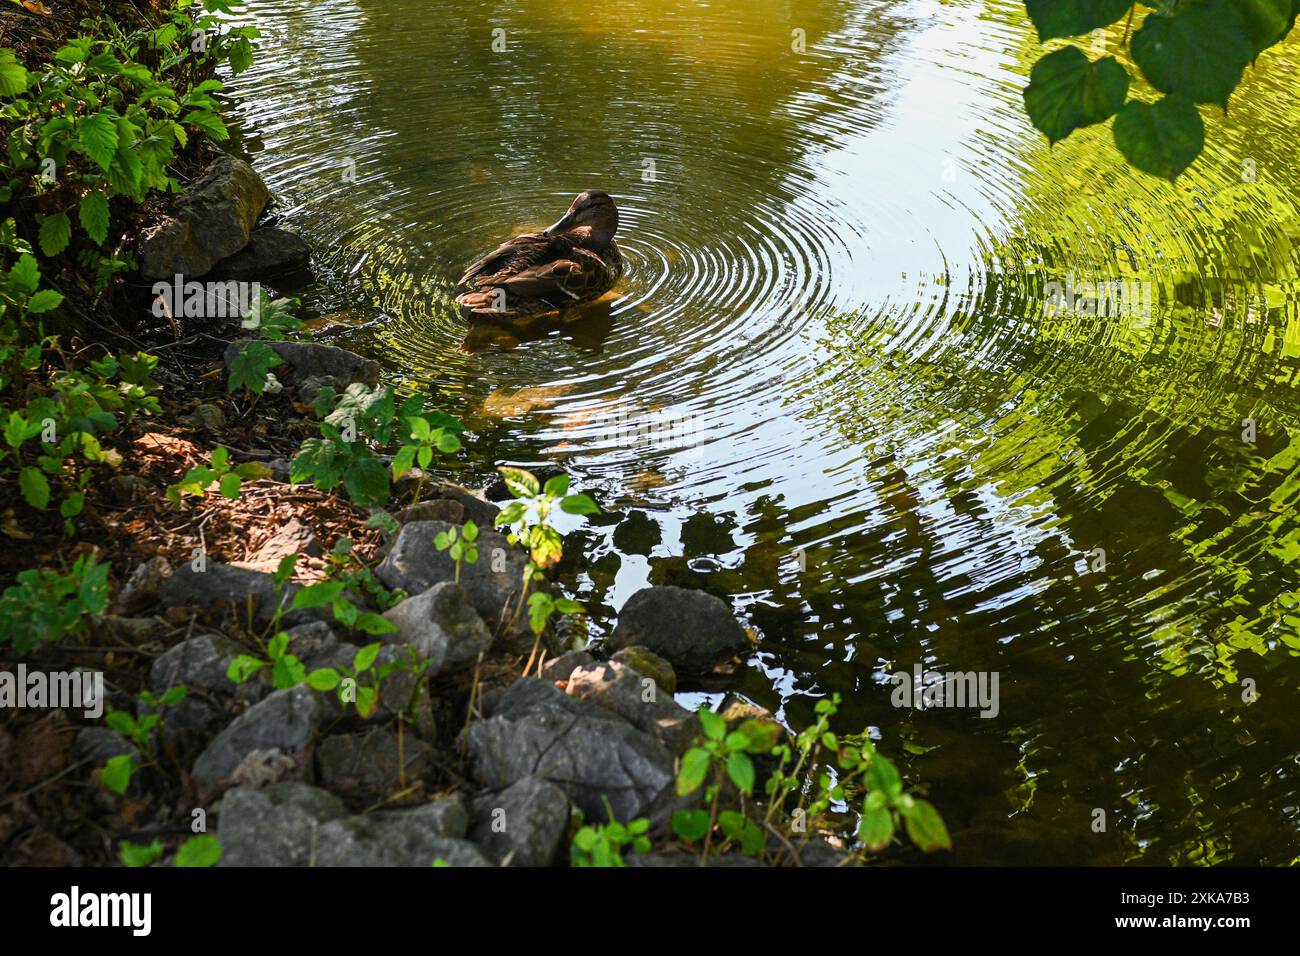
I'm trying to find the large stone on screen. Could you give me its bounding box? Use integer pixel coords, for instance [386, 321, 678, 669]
[192, 686, 321, 798]
[314, 797, 490, 867]
[380, 582, 492, 674]
[283, 621, 358, 672]
[221, 340, 379, 387]
[211, 227, 312, 281]
[608, 586, 751, 677]
[610, 646, 677, 695]
[158, 562, 325, 630]
[565, 661, 698, 754]
[150, 633, 262, 701]
[217, 782, 347, 866]
[466, 679, 675, 824]
[315, 727, 433, 801]
[115, 556, 171, 614]
[377, 521, 529, 635]
[469, 775, 569, 867]
[138, 154, 270, 279]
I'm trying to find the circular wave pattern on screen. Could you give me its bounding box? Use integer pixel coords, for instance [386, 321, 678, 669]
[227, 0, 1300, 864]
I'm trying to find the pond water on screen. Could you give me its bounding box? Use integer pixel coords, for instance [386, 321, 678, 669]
[225, 0, 1300, 863]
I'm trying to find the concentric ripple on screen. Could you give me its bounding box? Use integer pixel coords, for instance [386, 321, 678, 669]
[226, 0, 1300, 864]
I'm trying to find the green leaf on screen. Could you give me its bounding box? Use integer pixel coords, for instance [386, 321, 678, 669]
[698, 707, 726, 741]
[353, 642, 381, 672]
[0, 49, 29, 96]
[175, 834, 223, 867]
[10, 254, 39, 294]
[38, 213, 72, 257]
[272, 652, 306, 689]
[218, 472, 242, 499]
[543, 473, 571, 497]
[1228, 0, 1292, 52]
[677, 747, 711, 796]
[182, 109, 229, 141]
[227, 341, 282, 394]
[343, 456, 390, 508]
[858, 805, 894, 851]
[78, 113, 120, 172]
[1113, 94, 1205, 180]
[672, 809, 711, 842]
[306, 668, 342, 691]
[498, 466, 540, 499]
[900, 798, 952, 852]
[1023, 47, 1129, 145]
[25, 289, 63, 314]
[119, 839, 164, 867]
[226, 655, 265, 684]
[1025, 0, 1133, 40]
[290, 580, 345, 610]
[19, 467, 50, 509]
[560, 493, 600, 515]
[726, 751, 756, 794]
[352, 612, 398, 635]
[102, 753, 135, 795]
[867, 751, 904, 799]
[1131, 1, 1254, 106]
[79, 190, 110, 246]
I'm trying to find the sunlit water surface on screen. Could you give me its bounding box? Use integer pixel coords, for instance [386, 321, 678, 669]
[224, 0, 1300, 863]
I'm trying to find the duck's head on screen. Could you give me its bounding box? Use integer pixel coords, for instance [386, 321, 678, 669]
[544, 190, 618, 250]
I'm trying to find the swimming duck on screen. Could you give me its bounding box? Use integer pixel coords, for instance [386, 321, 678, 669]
[455, 190, 623, 318]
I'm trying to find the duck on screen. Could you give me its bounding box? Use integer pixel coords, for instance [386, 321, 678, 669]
[455, 190, 623, 319]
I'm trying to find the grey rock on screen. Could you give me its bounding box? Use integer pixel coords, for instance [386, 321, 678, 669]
[395, 499, 465, 525]
[229, 748, 299, 790]
[314, 796, 489, 867]
[432, 482, 500, 528]
[565, 661, 698, 754]
[315, 728, 433, 801]
[150, 633, 262, 701]
[222, 340, 379, 387]
[211, 226, 311, 281]
[608, 586, 751, 676]
[138, 154, 270, 279]
[627, 852, 766, 867]
[217, 782, 347, 866]
[192, 686, 321, 798]
[611, 645, 677, 695]
[540, 649, 596, 683]
[158, 561, 324, 629]
[470, 775, 569, 867]
[73, 727, 134, 764]
[187, 402, 225, 432]
[381, 582, 492, 673]
[466, 679, 676, 824]
[115, 556, 171, 614]
[284, 621, 357, 672]
[377, 521, 528, 635]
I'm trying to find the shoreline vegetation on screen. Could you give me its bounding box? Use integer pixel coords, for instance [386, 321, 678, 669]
[0, 0, 949, 867]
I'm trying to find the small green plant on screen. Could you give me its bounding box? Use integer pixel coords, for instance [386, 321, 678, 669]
[0, 553, 109, 654]
[119, 834, 222, 867]
[101, 685, 187, 795]
[434, 520, 478, 584]
[291, 384, 464, 508]
[323, 536, 405, 610]
[570, 813, 652, 867]
[165, 444, 269, 505]
[672, 709, 780, 859]
[226, 294, 304, 395]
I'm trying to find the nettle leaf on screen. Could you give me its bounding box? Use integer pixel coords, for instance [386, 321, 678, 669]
[20, 467, 50, 508]
[78, 112, 120, 171]
[1024, 47, 1129, 144]
[1025, 0, 1133, 40]
[38, 212, 72, 257]
[79, 190, 110, 245]
[228, 341, 282, 394]
[1131, 1, 1254, 106]
[343, 456, 390, 508]
[1113, 94, 1205, 180]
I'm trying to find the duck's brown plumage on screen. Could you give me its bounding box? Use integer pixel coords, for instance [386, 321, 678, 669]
[456, 190, 623, 318]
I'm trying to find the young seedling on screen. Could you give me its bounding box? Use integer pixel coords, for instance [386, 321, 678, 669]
[434, 520, 478, 584]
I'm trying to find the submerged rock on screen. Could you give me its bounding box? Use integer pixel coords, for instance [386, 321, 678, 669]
[138, 154, 270, 279]
[470, 775, 570, 867]
[608, 586, 751, 677]
[211, 226, 312, 282]
[376, 521, 529, 635]
[466, 679, 675, 824]
[380, 581, 492, 673]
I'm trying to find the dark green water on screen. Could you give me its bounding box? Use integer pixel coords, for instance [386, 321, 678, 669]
[225, 0, 1300, 863]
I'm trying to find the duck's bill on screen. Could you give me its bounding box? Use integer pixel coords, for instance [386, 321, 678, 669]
[543, 211, 577, 236]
